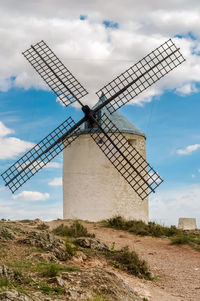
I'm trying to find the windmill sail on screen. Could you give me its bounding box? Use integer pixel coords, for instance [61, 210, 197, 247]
[95, 39, 185, 114]
[23, 40, 88, 107]
[1, 38, 185, 197]
[90, 113, 163, 200]
[1, 116, 81, 193]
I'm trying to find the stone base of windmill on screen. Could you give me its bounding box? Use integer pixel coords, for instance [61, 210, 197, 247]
[178, 218, 197, 230]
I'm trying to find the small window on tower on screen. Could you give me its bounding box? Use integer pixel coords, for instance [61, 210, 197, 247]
[98, 138, 104, 144]
[128, 139, 136, 146]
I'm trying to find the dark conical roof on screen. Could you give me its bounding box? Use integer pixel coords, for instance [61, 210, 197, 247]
[77, 94, 145, 137]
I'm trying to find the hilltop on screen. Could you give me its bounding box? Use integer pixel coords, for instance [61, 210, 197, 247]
[0, 218, 200, 300]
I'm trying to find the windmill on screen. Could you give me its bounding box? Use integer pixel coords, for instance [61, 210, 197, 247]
[1, 39, 185, 217]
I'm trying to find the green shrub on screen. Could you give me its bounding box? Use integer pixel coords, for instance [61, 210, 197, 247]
[36, 263, 62, 277]
[104, 216, 126, 230]
[65, 241, 77, 256]
[37, 223, 49, 230]
[0, 230, 13, 240]
[40, 284, 52, 295]
[36, 262, 81, 277]
[107, 246, 152, 280]
[7, 259, 34, 273]
[110, 242, 115, 252]
[0, 224, 21, 233]
[195, 238, 200, 245]
[104, 216, 179, 238]
[38, 282, 64, 295]
[128, 220, 149, 236]
[104, 216, 200, 251]
[53, 286, 64, 294]
[13, 268, 23, 279]
[20, 219, 32, 223]
[171, 234, 193, 245]
[52, 224, 69, 236]
[53, 221, 95, 238]
[88, 294, 109, 301]
[0, 278, 9, 287]
[64, 266, 81, 272]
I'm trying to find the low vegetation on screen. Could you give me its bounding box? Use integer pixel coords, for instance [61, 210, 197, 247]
[103, 216, 179, 237]
[105, 246, 152, 280]
[39, 283, 64, 296]
[65, 241, 77, 256]
[52, 220, 95, 238]
[4, 218, 198, 299]
[103, 216, 200, 250]
[1, 258, 81, 298]
[20, 219, 32, 223]
[171, 233, 200, 248]
[0, 223, 21, 240]
[0, 278, 9, 288]
[87, 294, 109, 301]
[34, 262, 81, 277]
[36, 223, 49, 230]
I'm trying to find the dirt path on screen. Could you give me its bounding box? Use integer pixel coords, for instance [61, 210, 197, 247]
[48, 220, 200, 301]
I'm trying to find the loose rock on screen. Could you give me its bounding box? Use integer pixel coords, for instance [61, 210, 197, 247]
[0, 265, 21, 282]
[75, 237, 109, 252]
[0, 227, 16, 240]
[72, 251, 87, 264]
[0, 290, 33, 301]
[60, 267, 142, 300]
[55, 276, 66, 287]
[28, 251, 58, 263]
[19, 231, 69, 261]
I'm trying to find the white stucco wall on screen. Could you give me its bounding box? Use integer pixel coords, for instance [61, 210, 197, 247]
[63, 133, 148, 222]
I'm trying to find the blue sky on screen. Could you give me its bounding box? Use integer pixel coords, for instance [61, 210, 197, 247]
[0, 0, 200, 226]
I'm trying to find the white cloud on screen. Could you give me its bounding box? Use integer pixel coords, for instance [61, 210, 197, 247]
[0, 197, 62, 220]
[48, 177, 62, 186]
[0, 2, 199, 107]
[0, 137, 34, 160]
[0, 121, 34, 160]
[176, 83, 198, 96]
[16, 160, 61, 172]
[192, 174, 196, 178]
[0, 121, 14, 137]
[13, 190, 49, 202]
[150, 184, 200, 227]
[45, 162, 61, 169]
[176, 144, 200, 155]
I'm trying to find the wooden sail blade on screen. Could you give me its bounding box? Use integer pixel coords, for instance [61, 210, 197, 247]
[90, 113, 163, 200]
[1, 116, 81, 193]
[96, 39, 185, 114]
[23, 40, 88, 107]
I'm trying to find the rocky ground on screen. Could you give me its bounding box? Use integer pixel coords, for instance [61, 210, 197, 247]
[0, 219, 200, 300]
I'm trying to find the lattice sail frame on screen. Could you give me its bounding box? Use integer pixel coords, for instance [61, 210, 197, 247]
[90, 113, 163, 200]
[1, 38, 185, 195]
[1, 117, 80, 193]
[96, 39, 185, 113]
[23, 40, 88, 107]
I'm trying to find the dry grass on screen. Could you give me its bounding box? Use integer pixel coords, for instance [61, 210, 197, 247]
[105, 246, 152, 280]
[103, 216, 200, 249]
[52, 220, 95, 238]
